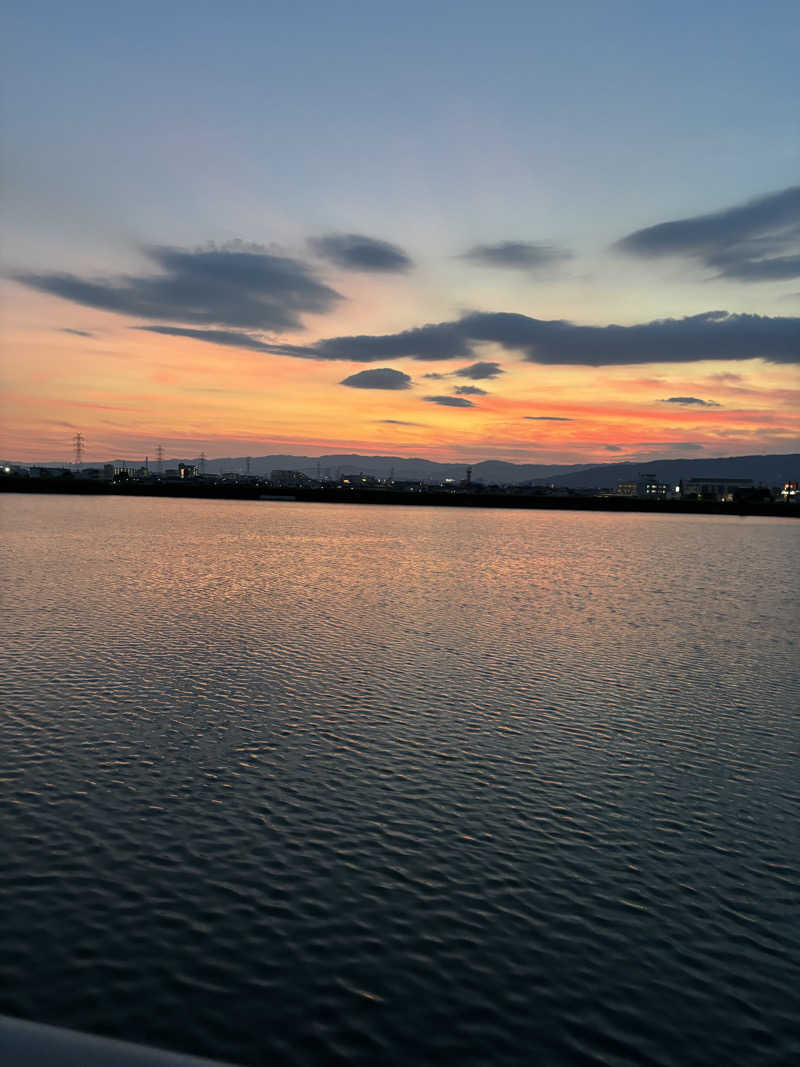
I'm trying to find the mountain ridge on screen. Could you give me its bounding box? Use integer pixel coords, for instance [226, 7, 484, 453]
[77, 450, 800, 486]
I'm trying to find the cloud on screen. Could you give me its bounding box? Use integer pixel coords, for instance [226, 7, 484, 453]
[379, 419, 424, 426]
[616, 185, 800, 282]
[312, 311, 800, 365]
[461, 241, 571, 271]
[708, 372, 743, 383]
[625, 442, 707, 460]
[454, 360, 505, 379]
[339, 369, 413, 390]
[17, 242, 342, 331]
[454, 385, 487, 395]
[524, 416, 573, 421]
[340, 368, 412, 390]
[424, 361, 504, 381]
[312, 321, 472, 362]
[138, 309, 800, 367]
[137, 325, 289, 353]
[636, 441, 705, 451]
[61, 328, 94, 337]
[309, 233, 412, 273]
[423, 395, 475, 408]
[605, 444, 624, 452]
[659, 396, 721, 407]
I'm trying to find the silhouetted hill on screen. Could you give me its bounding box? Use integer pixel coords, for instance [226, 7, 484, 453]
[532, 453, 800, 489]
[27, 450, 798, 487]
[192, 451, 798, 486]
[175, 453, 593, 483]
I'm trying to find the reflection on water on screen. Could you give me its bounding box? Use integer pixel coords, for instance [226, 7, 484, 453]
[1, 495, 798, 1066]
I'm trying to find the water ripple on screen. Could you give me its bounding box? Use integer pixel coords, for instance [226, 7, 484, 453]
[1, 497, 798, 1066]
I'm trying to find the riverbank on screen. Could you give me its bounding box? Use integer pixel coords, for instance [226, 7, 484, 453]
[1, 476, 796, 517]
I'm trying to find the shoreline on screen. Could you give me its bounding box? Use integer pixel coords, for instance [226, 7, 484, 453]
[1, 476, 796, 518]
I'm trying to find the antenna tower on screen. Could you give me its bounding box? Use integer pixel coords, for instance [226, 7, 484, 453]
[72, 432, 85, 469]
[200, 451, 207, 474]
[245, 456, 251, 475]
[155, 445, 164, 474]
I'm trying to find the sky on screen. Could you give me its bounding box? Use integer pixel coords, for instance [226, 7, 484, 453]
[2, 0, 799, 465]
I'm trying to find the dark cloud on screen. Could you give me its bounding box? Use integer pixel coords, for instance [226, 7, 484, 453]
[316, 311, 800, 365]
[424, 361, 504, 381]
[454, 360, 505, 379]
[454, 385, 487, 395]
[309, 233, 412, 273]
[423, 395, 475, 408]
[660, 396, 721, 407]
[137, 325, 291, 354]
[61, 328, 94, 337]
[524, 415, 573, 421]
[320, 311, 800, 367]
[616, 185, 800, 282]
[605, 445, 624, 452]
[379, 419, 424, 426]
[313, 321, 472, 362]
[461, 241, 571, 271]
[139, 309, 800, 367]
[18, 242, 342, 331]
[339, 368, 412, 390]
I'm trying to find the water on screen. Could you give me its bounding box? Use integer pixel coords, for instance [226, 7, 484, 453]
[1, 495, 798, 1066]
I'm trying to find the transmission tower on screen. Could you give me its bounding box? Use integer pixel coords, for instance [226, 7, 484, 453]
[72, 432, 85, 469]
[155, 445, 164, 474]
[200, 450, 207, 474]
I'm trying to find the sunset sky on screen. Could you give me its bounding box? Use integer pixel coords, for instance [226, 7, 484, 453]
[2, 1, 799, 464]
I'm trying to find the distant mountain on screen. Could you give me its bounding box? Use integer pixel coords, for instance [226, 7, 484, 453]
[138, 450, 798, 487]
[532, 453, 800, 489]
[150, 453, 594, 483]
[30, 450, 798, 487]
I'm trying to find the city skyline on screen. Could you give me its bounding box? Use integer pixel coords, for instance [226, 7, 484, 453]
[2, 1, 799, 464]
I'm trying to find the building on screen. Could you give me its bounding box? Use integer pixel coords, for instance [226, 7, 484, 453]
[780, 481, 798, 503]
[639, 479, 670, 498]
[270, 469, 314, 488]
[680, 477, 754, 501]
[616, 479, 671, 498]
